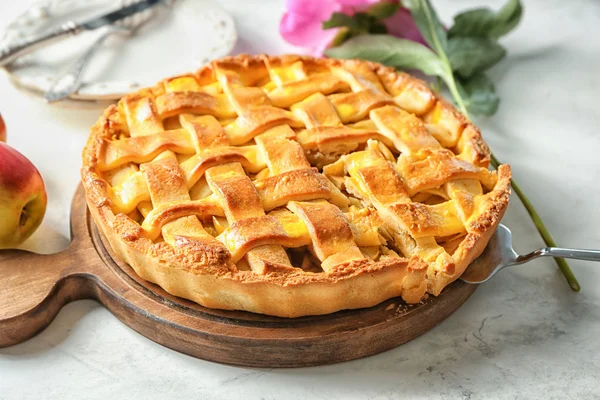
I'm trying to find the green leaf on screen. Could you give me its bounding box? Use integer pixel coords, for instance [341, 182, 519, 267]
[323, 12, 391, 39]
[323, 12, 360, 30]
[447, 37, 506, 78]
[367, 1, 400, 19]
[491, 0, 523, 37]
[402, 0, 447, 52]
[448, 0, 523, 39]
[353, 13, 375, 31]
[370, 22, 388, 34]
[459, 72, 500, 116]
[447, 9, 495, 38]
[325, 34, 450, 80]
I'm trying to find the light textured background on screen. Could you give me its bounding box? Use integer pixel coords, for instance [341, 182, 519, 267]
[1, 1, 599, 399]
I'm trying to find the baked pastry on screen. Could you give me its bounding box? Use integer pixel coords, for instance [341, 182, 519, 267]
[82, 54, 511, 317]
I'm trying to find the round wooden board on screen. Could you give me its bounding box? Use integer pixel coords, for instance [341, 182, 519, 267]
[0, 185, 477, 367]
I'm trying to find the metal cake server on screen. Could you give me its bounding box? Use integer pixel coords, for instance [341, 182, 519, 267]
[460, 224, 600, 284]
[43, 25, 131, 103]
[44, 0, 157, 103]
[0, 0, 163, 67]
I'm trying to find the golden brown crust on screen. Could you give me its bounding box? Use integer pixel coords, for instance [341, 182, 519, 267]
[81, 54, 511, 317]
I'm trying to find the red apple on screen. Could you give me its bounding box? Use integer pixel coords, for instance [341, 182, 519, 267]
[0, 142, 47, 249]
[0, 114, 5, 142]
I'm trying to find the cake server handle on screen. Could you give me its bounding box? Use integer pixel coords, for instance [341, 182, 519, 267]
[0, 21, 81, 67]
[516, 247, 600, 263]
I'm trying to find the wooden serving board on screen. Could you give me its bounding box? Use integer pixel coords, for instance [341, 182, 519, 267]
[0, 185, 477, 367]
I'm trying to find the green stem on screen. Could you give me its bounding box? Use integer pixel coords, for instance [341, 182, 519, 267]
[433, 76, 442, 93]
[490, 154, 580, 292]
[444, 69, 469, 116]
[417, 0, 472, 115]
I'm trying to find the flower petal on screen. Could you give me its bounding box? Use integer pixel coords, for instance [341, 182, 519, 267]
[384, 7, 427, 45]
[284, 0, 340, 20]
[336, 0, 380, 7]
[280, 0, 342, 53]
[280, 14, 335, 49]
[311, 29, 340, 57]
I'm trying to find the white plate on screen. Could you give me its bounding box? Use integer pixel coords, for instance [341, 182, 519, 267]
[1, 0, 237, 106]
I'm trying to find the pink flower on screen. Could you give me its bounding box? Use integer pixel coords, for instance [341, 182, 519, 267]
[279, 0, 425, 57]
[383, 7, 426, 46]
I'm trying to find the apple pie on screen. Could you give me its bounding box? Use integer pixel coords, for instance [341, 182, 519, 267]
[81, 54, 511, 317]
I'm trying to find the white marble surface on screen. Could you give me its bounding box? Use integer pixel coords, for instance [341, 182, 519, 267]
[1, 0, 600, 399]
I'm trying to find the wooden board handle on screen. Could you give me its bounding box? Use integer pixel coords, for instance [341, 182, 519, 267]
[0, 186, 111, 347]
[0, 246, 90, 347]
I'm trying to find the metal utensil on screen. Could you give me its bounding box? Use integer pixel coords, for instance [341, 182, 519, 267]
[460, 224, 600, 284]
[44, 26, 130, 103]
[44, 0, 156, 103]
[0, 0, 163, 67]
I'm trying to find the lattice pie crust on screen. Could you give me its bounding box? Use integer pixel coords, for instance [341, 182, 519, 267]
[82, 55, 511, 317]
